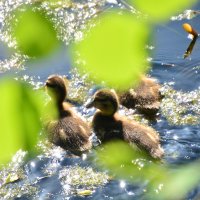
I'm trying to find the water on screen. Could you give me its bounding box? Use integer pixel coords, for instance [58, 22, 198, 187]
[0, 0, 200, 199]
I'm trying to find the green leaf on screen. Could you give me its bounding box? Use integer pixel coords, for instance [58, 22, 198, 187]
[130, 0, 197, 22]
[71, 11, 150, 90]
[96, 141, 166, 181]
[0, 79, 44, 164]
[11, 6, 60, 57]
[96, 141, 200, 199]
[153, 163, 200, 200]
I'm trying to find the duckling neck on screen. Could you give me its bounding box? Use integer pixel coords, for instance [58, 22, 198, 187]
[57, 101, 64, 110]
[99, 107, 117, 116]
[51, 98, 65, 111]
[57, 102, 72, 117]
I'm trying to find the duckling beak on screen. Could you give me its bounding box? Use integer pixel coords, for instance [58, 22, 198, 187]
[45, 80, 50, 87]
[85, 98, 95, 108]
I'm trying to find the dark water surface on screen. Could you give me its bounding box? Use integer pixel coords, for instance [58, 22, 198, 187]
[0, 0, 200, 199]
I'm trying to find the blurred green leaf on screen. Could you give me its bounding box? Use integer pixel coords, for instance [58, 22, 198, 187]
[11, 6, 60, 57]
[130, 0, 197, 22]
[0, 79, 44, 164]
[152, 163, 200, 200]
[96, 141, 200, 200]
[96, 141, 166, 181]
[71, 11, 150, 90]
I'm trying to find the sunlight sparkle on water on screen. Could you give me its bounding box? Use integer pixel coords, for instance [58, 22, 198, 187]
[30, 161, 36, 168]
[171, 10, 200, 21]
[82, 153, 87, 161]
[173, 135, 179, 140]
[154, 183, 164, 194]
[119, 180, 126, 188]
[11, 150, 27, 168]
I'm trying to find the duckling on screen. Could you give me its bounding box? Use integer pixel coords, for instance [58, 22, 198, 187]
[86, 89, 164, 159]
[45, 75, 92, 155]
[118, 76, 163, 117]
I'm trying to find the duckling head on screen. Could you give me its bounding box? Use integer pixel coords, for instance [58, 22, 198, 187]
[45, 75, 67, 105]
[86, 89, 119, 115]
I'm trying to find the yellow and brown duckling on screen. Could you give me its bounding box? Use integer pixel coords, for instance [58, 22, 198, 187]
[45, 75, 92, 155]
[118, 76, 163, 117]
[86, 89, 164, 159]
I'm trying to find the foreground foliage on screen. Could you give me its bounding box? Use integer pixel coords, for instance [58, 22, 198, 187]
[0, 0, 199, 199]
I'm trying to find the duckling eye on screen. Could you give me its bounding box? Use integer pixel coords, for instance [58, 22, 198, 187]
[46, 82, 56, 88]
[97, 99, 110, 106]
[95, 98, 108, 103]
[98, 98, 107, 102]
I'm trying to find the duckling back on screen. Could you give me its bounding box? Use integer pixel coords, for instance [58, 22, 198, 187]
[46, 104, 92, 155]
[92, 112, 164, 159]
[122, 119, 164, 159]
[119, 77, 163, 116]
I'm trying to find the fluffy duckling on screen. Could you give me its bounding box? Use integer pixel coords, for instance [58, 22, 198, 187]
[119, 76, 163, 117]
[86, 89, 164, 159]
[45, 75, 92, 155]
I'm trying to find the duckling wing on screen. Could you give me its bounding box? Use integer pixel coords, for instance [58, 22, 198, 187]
[119, 78, 162, 112]
[135, 101, 161, 116]
[122, 120, 164, 159]
[134, 78, 161, 105]
[47, 116, 92, 154]
[119, 90, 137, 108]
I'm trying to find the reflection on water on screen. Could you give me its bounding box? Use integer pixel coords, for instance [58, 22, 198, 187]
[160, 83, 199, 125]
[0, 0, 200, 199]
